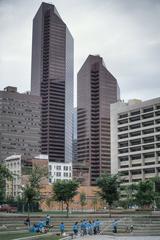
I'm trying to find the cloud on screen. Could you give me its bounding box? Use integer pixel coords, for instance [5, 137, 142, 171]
[0, 0, 160, 105]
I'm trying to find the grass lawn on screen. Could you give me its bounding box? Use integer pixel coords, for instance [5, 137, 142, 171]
[0, 232, 61, 240]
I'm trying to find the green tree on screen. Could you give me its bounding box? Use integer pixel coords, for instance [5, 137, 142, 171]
[52, 180, 79, 217]
[29, 165, 47, 189]
[92, 194, 98, 212]
[96, 173, 119, 217]
[0, 164, 12, 203]
[153, 177, 160, 209]
[80, 192, 87, 212]
[23, 184, 39, 217]
[22, 166, 47, 215]
[135, 180, 155, 208]
[125, 184, 137, 208]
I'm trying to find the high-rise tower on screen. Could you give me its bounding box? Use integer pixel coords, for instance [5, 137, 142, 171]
[77, 55, 120, 185]
[31, 3, 74, 162]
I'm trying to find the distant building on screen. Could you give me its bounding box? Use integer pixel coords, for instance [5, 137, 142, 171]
[0, 86, 41, 162]
[111, 98, 160, 193]
[5, 154, 48, 198]
[77, 55, 120, 185]
[48, 162, 72, 183]
[31, 2, 74, 163]
[73, 108, 77, 162]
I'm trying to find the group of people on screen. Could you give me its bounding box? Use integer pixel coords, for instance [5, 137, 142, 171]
[24, 214, 52, 233]
[60, 219, 101, 236]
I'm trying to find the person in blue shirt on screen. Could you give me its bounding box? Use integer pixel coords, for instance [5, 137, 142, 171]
[60, 222, 65, 235]
[73, 222, 79, 235]
[95, 219, 101, 233]
[112, 219, 118, 233]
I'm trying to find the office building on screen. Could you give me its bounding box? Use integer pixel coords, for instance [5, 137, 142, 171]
[111, 98, 160, 189]
[0, 86, 41, 163]
[31, 2, 74, 163]
[77, 55, 120, 185]
[73, 108, 77, 162]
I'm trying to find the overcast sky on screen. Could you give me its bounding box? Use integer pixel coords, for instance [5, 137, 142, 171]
[0, 0, 160, 106]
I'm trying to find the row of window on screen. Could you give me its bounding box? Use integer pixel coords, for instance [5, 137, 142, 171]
[118, 105, 160, 119]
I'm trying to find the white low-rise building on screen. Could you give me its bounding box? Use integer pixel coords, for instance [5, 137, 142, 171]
[48, 162, 72, 183]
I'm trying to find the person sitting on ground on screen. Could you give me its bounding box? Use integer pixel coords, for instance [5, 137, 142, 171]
[130, 224, 134, 232]
[24, 216, 30, 227]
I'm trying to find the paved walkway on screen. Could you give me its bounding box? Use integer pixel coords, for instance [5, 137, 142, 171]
[75, 236, 160, 240]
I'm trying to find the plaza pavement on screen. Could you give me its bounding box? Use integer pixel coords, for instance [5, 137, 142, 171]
[75, 236, 160, 240]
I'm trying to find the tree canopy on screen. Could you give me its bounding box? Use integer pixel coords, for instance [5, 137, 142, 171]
[80, 192, 87, 211]
[52, 179, 79, 217]
[22, 165, 47, 215]
[135, 180, 155, 208]
[0, 163, 12, 204]
[96, 173, 119, 216]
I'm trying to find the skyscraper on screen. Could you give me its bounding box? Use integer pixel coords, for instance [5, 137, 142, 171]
[31, 3, 74, 163]
[77, 55, 120, 185]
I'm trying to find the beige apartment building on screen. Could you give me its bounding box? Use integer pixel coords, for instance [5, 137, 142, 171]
[111, 98, 160, 190]
[5, 154, 48, 198]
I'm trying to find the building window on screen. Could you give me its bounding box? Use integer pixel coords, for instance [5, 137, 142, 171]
[56, 172, 61, 177]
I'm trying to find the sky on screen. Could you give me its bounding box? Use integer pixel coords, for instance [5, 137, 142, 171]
[0, 0, 160, 106]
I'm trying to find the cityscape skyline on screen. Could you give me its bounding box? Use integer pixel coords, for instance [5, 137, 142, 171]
[1, 0, 160, 106]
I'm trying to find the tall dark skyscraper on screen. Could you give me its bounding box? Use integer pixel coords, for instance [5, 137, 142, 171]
[31, 3, 73, 163]
[77, 55, 120, 185]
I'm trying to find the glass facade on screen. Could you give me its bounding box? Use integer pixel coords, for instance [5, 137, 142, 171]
[31, 3, 73, 163]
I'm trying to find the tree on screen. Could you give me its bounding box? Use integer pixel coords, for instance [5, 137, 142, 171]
[0, 164, 12, 203]
[125, 184, 137, 208]
[96, 173, 119, 217]
[29, 165, 48, 189]
[92, 194, 99, 212]
[135, 180, 155, 208]
[80, 192, 87, 212]
[22, 166, 47, 215]
[52, 180, 79, 217]
[153, 177, 160, 209]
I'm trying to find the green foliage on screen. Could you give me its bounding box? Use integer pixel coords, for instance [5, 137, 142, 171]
[135, 180, 155, 208]
[96, 173, 119, 216]
[0, 164, 12, 204]
[22, 166, 47, 215]
[92, 194, 99, 212]
[97, 173, 119, 207]
[80, 192, 87, 211]
[29, 165, 48, 189]
[52, 180, 79, 217]
[124, 184, 137, 208]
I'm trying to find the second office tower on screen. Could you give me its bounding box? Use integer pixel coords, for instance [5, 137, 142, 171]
[77, 55, 120, 185]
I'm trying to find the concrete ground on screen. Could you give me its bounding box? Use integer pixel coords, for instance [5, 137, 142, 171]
[75, 236, 160, 240]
